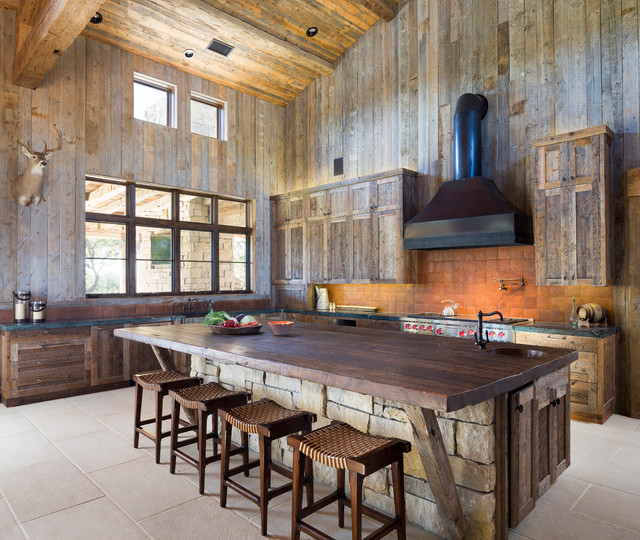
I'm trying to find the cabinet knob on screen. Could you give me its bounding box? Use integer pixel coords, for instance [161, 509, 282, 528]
[516, 404, 524, 413]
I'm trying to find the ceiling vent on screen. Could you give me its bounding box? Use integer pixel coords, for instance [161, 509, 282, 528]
[207, 38, 234, 57]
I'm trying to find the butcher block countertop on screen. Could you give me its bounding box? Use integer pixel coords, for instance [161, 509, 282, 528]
[115, 321, 577, 412]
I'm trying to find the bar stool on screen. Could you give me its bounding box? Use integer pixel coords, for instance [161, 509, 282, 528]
[219, 399, 316, 536]
[168, 382, 251, 494]
[133, 370, 201, 464]
[288, 421, 411, 540]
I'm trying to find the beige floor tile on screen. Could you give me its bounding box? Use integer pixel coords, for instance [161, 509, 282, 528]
[0, 458, 103, 522]
[0, 410, 36, 438]
[538, 475, 590, 509]
[109, 386, 136, 403]
[570, 430, 623, 461]
[88, 455, 200, 521]
[508, 533, 530, 540]
[513, 500, 640, 540]
[24, 407, 106, 442]
[55, 428, 143, 473]
[139, 496, 264, 540]
[572, 484, 640, 533]
[67, 391, 134, 417]
[565, 454, 640, 497]
[611, 446, 640, 472]
[17, 398, 79, 420]
[602, 414, 640, 432]
[98, 411, 136, 441]
[0, 430, 62, 474]
[0, 498, 25, 539]
[23, 496, 148, 540]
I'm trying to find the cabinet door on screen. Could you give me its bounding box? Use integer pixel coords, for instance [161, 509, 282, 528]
[289, 223, 305, 284]
[273, 195, 305, 225]
[328, 216, 349, 282]
[309, 191, 328, 219]
[272, 226, 287, 283]
[272, 285, 306, 309]
[327, 187, 349, 217]
[351, 213, 374, 282]
[91, 324, 128, 386]
[307, 219, 328, 282]
[509, 384, 536, 527]
[374, 208, 402, 282]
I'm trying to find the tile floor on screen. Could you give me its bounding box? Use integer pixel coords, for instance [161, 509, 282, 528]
[0, 387, 638, 539]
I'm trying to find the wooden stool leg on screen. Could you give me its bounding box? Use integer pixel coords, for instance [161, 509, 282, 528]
[304, 453, 314, 506]
[154, 390, 164, 464]
[133, 383, 143, 448]
[392, 458, 407, 540]
[349, 470, 364, 540]
[242, 431, 250, 477]
[337, 468, 346, 528]
[259, 435, 271, 536]
[212, 412, 219, 456]
[169, 397, 181, 474]
[291, 446, 305, 540]
[220, 417, 233, 508]
[198, 409, 207, 494]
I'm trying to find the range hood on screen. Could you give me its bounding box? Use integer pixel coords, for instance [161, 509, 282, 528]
[404, 94, 533, 250]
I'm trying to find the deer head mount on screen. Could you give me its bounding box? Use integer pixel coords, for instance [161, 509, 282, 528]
[11, 120, 62, 207]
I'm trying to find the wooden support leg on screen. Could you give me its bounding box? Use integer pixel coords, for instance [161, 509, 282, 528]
[220, 417, 232, 508]
[169, 397, 180, 474]
[391, 458, 406, 540]
[242, 431, 250, 477]
[291, 446, 305, 540]
[337, 469, 346, 528]
[133, 382, 143, 448]
[150, 345, 196, 424]
[198, 409, 207, 495]
[349, 470, 363, 540]
[404, 405, 468, 540]
[259, 435, 271, 536]
[154, 390, 164, 464]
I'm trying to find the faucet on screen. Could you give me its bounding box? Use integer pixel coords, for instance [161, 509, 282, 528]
[474, 310, 504, 349]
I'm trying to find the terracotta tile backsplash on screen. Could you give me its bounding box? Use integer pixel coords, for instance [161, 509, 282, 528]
[324, 246, 616, 324]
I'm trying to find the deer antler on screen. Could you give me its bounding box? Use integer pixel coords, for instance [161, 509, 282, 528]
[42, 121, 62, 154]
[15, 121, 36, 154]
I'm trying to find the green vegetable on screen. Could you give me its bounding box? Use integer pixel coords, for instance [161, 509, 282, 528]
[203, 310, 229, 326]
[240, 315, 257, 324]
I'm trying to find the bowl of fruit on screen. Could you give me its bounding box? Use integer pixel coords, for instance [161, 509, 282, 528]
[203, 311, 262, 335]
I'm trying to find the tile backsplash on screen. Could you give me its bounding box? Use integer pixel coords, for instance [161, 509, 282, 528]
[323, 246, 615, 324]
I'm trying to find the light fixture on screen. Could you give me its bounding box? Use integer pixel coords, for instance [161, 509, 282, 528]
[306, 27, 318, 37]
[90, 12, 103, 24]
[184, 49, 195, 59]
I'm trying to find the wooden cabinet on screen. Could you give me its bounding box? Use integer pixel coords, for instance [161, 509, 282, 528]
[272, 285, 307, 309]
[124, 321, 179, 375]
[533, 126, 613, 286]
[515, 330, 615, 423]
[270, 169, 418, 306]
[91, 324, 129, 386]
[509, 367, 570, 527]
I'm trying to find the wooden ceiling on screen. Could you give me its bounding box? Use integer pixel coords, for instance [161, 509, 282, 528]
[2, 0, 399, 106]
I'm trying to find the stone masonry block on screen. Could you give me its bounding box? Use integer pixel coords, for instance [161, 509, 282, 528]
[218, 363, 264, 388]
[404, 475, 434, 501]
[444, 399, 495, 425]
[456, 423, 495, 464]
[459, 486, 495, 524]
[326, 402, 370, 432]
[406, 493, 444, 537]
[265, 373, 302, 393]
[327, 387, 373, 413]
[369, 415, 412, 441]
[250, 384, 295, 410]
[299, 381, 326, 417]
[363, 487, 394, 515]
[449, 456, 496, 493]
[190, 355, 206, 373]
[362, 468, 389, 495]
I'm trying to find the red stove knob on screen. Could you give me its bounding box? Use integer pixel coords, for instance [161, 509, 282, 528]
[498, 331, 505, 338]
[436, 328, 443, 335]
[459, 330, 465, 337]
[412, 324, 418, 330]
[405, 323, 411, 329]
[426, 325, 433, 331]
[467, 330, 474, 336]
[488, 331, 495, 337]
[419, 325, 425, 331]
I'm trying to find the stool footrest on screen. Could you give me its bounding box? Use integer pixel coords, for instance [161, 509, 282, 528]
[225, 478, 260, 504]
[227, 459, 260, 477]
[269, 462, 293, 480]
[298, 521, 333, 540]
[299, 492, 341, 519]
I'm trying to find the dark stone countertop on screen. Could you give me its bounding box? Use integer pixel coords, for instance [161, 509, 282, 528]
[0, 315, 178, 331]
[513, 322, 617, 338]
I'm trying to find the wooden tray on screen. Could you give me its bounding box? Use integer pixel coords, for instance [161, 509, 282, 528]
[208, 324, 262, 335]
[335, 305, 378, 313]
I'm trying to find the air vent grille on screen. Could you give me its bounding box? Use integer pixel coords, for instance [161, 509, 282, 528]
[207, 38, 234, 57]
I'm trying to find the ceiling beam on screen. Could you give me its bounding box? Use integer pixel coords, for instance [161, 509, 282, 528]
[12, 0, 107, 88]
[358, 0, 397, 23]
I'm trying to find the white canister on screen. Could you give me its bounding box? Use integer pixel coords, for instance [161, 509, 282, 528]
[315, 286, 330, 310]
[30, 299, 46, 323]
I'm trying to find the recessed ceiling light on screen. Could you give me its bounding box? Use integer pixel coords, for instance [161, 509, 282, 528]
[306, 27, 318, 38]
[184, 49, 195, 59]
[90, 12, 103, 24]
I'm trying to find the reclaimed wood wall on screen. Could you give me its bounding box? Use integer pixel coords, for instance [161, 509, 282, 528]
[283, 0, 638, 416]
[0, 9, 284, 303]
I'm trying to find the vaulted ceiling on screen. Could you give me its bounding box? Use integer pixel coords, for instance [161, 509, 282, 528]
[1, 0, 399, 106]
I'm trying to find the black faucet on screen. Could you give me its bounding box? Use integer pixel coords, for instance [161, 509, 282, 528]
[474, 310, 504, 349]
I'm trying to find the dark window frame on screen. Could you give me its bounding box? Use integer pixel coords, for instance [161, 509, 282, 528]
[85, 178, 252, 297]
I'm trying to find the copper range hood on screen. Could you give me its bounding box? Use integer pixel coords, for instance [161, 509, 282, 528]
[403, 93, 533, 250]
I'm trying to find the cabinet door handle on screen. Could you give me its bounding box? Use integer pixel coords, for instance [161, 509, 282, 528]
[516, 404, 524, 413]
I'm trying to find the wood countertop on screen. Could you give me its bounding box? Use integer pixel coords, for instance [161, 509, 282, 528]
[115, 322, 577, 412]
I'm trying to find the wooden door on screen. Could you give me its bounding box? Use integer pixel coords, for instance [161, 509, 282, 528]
[327, 186, 349, 217]
[289, 223, 305, 284]
[509, 384, 536, 527]
[91, 324, 128, 386]
[627, 168, 640, 417]
[309, 191, 328, 220]
[328, 216, 349, 282]
[374, 208, 402, 282]
[274, 195, 304, 226]
[272, 225, 287, 284]
[307, 219, 328, 282]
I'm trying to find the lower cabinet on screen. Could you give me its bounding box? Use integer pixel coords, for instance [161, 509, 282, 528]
[272, 285, 307, 309]
[509, 367, 570, 527]
[91, 324, 128, 386]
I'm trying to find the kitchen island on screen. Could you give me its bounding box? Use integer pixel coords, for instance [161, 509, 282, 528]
[115, 321, 577, 539]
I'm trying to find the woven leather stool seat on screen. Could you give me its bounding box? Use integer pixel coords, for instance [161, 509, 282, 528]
[219, 399, 316, 536]
[168, 382, 250, 495]
[223, 399, 308, 434]
[288, 421, 411, 540]
[133, 370, 200, 464]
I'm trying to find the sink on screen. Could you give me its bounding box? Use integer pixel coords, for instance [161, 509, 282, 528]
[488, 347, 545, 357]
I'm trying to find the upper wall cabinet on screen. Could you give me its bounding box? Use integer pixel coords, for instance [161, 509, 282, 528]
[533, 126, 613, 286]
[270, 169, 418, 290]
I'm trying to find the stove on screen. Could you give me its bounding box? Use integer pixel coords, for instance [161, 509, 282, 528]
[400, 312, 530, 342]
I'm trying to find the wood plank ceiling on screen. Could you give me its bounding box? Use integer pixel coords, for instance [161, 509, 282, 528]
[2, 0, 399, 106]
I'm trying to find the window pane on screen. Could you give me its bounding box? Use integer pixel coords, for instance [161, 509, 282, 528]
[180, 194, 211, 223]
[134, 81, 168, 125]
[181, 262, 212, 292]
[191, 99, 219, 138]
[218, 200, 246, 227]
[180, 230, 211, 261]
[85, 180, 127, 215]
[219, 263, 246, 291]
[135, 188, 172, 219]
[136, 227, 172, 293]
[85, 222, 127, 294]
[219, 233, 246, 262]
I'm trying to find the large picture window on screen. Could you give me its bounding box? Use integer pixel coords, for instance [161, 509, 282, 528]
[85, 178, 252, 296]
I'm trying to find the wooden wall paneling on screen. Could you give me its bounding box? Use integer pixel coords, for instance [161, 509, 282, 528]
[495, 7, 509, 193]
[84, 38, 101, 175]
[330, 62, 343, 184]
[120, 48, 134, 180]
[226, 89, 238, 195]
[508, 0, 525, 210]
[396, 1, 410, 171]
[437, 0, 451, 180]
[16, 88, 31, 293]
[343, 40, 359, 181]
[628, 170, 640, 417]
[426, 0, 439, 184]
[568, 1, 587, 132]
[585, 0, 603, 127]
[109, 46, 123, 178]
[73, 38, 86, 301]
[553, 0, 569, 134]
